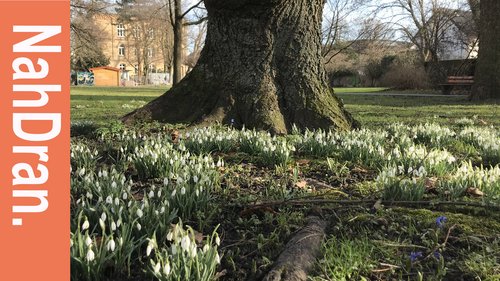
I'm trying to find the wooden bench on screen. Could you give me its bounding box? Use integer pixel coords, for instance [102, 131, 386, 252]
[440, 76, 474, 95]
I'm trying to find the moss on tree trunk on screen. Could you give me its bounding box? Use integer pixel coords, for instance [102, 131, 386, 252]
[123, 0, 358, 134]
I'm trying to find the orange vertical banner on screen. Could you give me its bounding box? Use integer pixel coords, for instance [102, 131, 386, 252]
[0, 1, 69, 280]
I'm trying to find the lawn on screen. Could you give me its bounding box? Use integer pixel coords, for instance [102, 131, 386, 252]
[71, 86, 500, 128]
[70, 86, 500, 281]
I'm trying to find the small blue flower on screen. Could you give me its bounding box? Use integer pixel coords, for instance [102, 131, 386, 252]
[410, 251, 423, 262]
[230, 119, 235, 126]
[433, 251, 442, 260]
[436, 216, 447, 228]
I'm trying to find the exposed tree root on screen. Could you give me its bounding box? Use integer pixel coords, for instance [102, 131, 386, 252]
[262, 216, 327, 281]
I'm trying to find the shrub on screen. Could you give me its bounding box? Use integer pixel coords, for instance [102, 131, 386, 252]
[380, 64, 431, 90]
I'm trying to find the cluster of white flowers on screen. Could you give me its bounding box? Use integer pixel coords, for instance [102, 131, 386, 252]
[71, 143, 99, 171]
[411, 123, 456, 147]
[296, 129, 388, 163]
[182, 126, 238, 154]
[147, 222, 221, 281]
[376, 165, 427, 201]
[387, 144, 456, 176]
[240, 129, 295, 166]
[438, 162, 500, 204]
[458, 126, 500, 164]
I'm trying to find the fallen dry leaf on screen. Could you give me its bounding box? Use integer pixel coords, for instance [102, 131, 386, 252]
[296, 159, 310, 165]
[466, 187, 484, 197]
[295, 180, 307, 189]
[425, 177, 438, 192]
[352, 166, 369, 174]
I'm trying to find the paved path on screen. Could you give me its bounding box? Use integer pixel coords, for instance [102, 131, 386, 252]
[337, 92, 469, 97]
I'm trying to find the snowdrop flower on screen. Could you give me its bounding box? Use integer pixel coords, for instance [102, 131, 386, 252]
[148, 190, 155, 198]
[180, 187, 186, 195]
[166, 231, 173, 241]
[136, 209, 143, 218]
[101, 212, 107, 222]
[86, 249, 95, 262]
[114, 197, 120, 206]
[106, 196, 113, 204]
[215, 253, 221, 264]
[122, 192, 128, 200]
[82, 219, 89, 231]
[181, 236, 191, 252]
[111, 221, 117, 231]
[171, 244, 177, 255]
[99, 219, 106, 231]
[136, 223, 142, 231]
[85, 235, 92, 246]
[106, 239, 116, 252]
[146, 240, 156, 256]
[163, 263, 171, 276]
[153, 262, 161, 274]
[190, 244, 197, 258]
[215, 235, 221, 246]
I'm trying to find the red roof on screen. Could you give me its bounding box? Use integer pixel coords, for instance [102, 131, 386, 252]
[89, 66, 120, 72]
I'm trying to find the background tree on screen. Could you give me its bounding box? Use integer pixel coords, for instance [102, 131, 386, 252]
[70, 0, 110, 71]
[124, 0, 357, 134]
[386, 0, 462, 62]
[471, 0, 500, 100]
[164, 0, 206, 85]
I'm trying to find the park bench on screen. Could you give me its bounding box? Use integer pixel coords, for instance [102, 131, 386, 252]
[440, 76, 474, 95]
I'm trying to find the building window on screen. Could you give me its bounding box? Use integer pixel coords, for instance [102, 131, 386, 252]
[133, 26, 140, 38]
[134, 64, 139, 73]
[147, 47, 153, 58]
[118, 44, 125, 56]
[119, 63, 126, 71]
[148, 64, 156, 73]
[117, 24, 125, 37]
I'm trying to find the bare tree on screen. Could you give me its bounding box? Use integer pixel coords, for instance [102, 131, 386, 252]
[163, 0, 207, 85]
[384, 0, 464, 62]
[70, 0, 111, 71]
[322, 0, 388, 64]
[185, 20, 207, 70]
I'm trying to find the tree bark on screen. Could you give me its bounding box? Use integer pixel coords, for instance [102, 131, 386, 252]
[262, 216, 327, 281]
[471, 0, 500, 100]
[123, 0, 358, 134]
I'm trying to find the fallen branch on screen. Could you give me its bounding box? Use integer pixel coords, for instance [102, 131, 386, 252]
[262, 216, 327, 281]
[244, 199, 500, 211]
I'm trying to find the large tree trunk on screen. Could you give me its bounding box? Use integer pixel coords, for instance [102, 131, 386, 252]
[471, 0, 500, 100]
[123, 0, 358, 134]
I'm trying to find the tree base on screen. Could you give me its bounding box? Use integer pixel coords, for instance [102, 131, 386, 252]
[122, 0, 358, 134]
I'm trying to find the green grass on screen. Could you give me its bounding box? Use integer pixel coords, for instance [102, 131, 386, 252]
[71, 86, 164, 124]
[339, 93, 500, 128]
[71, 86, 499, 129]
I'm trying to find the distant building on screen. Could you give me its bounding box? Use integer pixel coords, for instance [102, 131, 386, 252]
[438, 10, 479, 61]
[91, 13, 189, 85]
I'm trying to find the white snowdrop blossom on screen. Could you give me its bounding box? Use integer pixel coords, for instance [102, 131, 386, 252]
[86, 249, 95, 262]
